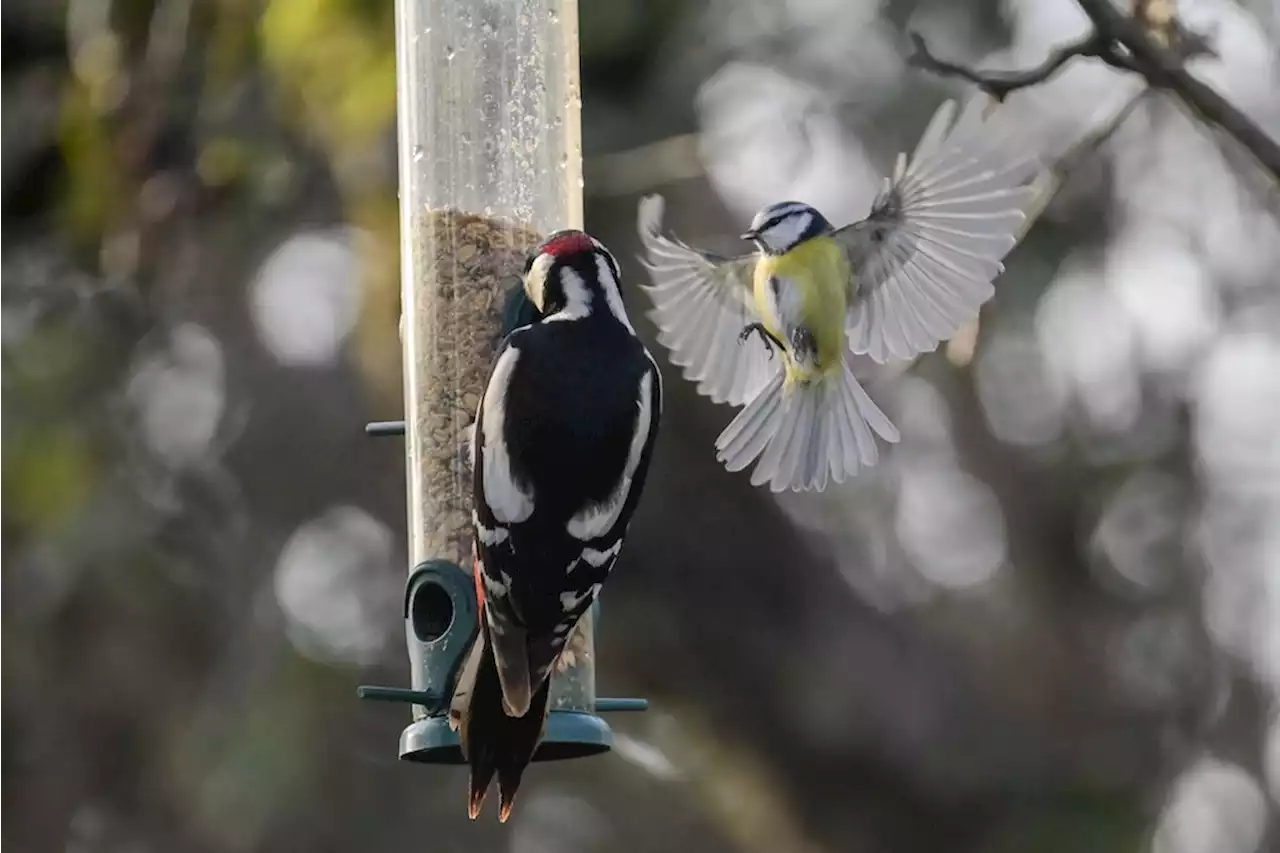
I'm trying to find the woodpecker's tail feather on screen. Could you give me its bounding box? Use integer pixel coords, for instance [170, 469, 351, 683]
[496, 676, 551, 822]
[456, 621, 551, 823]
[490, 621, 533, 718]
[714, 359, 899, 492]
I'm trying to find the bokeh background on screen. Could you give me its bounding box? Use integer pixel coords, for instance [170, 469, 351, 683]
[4, 1, 1280, 852]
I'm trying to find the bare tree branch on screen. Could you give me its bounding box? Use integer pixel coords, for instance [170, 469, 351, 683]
[906, 32, 1131, 102]
[1074, 0, 1280, 182]
[909, 1, 1280, 184]
[1129, 0, 1216, 60]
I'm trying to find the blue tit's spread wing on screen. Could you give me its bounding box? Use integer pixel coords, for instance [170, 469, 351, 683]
[832, 97, 1040, 364]
[636, 194, 779, 407]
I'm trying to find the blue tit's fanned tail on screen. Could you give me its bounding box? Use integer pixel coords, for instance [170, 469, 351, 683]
[714, 361, 900, 492]
[714, 371, 787, 480]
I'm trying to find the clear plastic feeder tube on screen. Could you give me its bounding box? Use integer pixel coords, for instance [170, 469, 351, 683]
[394, 0, 595, 715]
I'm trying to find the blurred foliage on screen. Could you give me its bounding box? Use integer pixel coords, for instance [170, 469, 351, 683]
[260, 0, 402, 406]
[259, 0, 397, 161]
[4, 421, 98, 531]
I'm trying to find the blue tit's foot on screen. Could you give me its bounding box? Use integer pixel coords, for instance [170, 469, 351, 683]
[739, 323, 783, 360]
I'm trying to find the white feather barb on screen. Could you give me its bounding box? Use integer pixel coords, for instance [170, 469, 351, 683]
[840, 97, 1043, 365]
[634, 194, 776, 408]
[714, 363, 899, 493]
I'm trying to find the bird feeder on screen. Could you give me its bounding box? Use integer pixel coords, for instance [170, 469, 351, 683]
[357, 0, 646, 764]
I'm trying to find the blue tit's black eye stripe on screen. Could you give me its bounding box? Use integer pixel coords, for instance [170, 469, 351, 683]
[764, 210, 803, 231]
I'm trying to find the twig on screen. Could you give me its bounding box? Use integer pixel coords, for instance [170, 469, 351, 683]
[1018, 89, 1152, 237]
[906, 32, 1127, 102]
[1073, 0, 1280, 183]
[908, 3, 1280, 184]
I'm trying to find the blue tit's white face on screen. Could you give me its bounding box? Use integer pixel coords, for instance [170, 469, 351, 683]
[742, 202, 832, 256]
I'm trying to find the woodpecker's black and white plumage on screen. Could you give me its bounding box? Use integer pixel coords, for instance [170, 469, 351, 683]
[449, 229, 662, 823]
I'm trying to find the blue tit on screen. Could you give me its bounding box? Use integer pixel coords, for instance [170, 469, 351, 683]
[636, 97, 1040, 493]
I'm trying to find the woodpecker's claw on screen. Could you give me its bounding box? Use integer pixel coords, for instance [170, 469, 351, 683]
[738, 322, 781, 360]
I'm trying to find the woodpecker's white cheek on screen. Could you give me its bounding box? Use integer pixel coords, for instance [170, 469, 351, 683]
[481, 347, 535, 524]
[525, 253, 555, 312]
[566, 369, 654, 540]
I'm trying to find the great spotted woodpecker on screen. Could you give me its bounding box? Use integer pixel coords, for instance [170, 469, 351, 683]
[449, 229, 662, 822]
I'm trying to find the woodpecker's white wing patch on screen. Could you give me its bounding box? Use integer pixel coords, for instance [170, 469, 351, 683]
[576, 539, 622, 571]
[636, 194, 778, 407]
[558, 584, 601, 614]
[481, 346, 535, 524]
[473, 510, 509, 547]
[566, 368, 655, 541]
[481, 568, 512, 601]
[559, 588, 590, 613]
[834, 97, 1041, 364]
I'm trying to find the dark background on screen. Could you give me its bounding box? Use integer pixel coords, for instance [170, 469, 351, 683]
[4, 1, 1279, 852]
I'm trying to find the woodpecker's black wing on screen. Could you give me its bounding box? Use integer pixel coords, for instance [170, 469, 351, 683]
[473, 318, 661, 702]
[457, 315, 661, 820]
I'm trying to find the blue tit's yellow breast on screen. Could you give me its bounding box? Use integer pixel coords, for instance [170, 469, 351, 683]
[753, 237, 850, 374]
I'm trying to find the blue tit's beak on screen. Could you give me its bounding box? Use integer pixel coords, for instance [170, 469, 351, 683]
[740, 229, 758, 242]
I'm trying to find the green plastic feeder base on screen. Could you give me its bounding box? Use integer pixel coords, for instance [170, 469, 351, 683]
[359, 550, 650, 767]
[400, 711, 614, 764]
